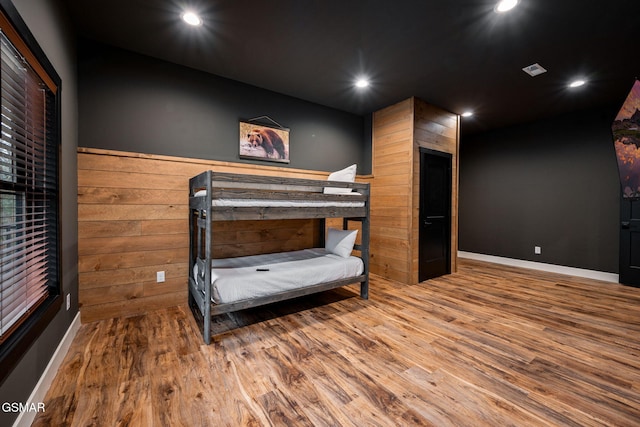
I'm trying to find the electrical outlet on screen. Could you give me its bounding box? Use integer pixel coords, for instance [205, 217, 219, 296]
[66, 293, 70, 311]
[157, 271, 165, 283]
[534, 246, 541, 255]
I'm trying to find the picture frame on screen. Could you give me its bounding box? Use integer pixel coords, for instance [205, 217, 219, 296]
[612, 79, 640, 198]
[239, 119, 290, 163]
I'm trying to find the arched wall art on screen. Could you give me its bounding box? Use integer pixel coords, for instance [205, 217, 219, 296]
[612, 79, 640, 198]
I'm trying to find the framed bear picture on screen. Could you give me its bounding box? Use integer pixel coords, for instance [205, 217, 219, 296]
[239, 120, 290, 163]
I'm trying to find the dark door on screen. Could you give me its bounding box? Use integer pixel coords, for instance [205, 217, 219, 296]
[419, 148, 452, 282]
[620, 198, 640, 286]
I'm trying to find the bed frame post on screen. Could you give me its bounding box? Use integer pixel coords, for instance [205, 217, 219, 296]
[188, 178, 196, 305]
[342, 185, 370, 300]
[203, 170, 213, 344]
[360, 183, 370, 299]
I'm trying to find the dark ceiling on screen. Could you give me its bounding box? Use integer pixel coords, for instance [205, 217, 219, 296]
[61, 0, 640, 135]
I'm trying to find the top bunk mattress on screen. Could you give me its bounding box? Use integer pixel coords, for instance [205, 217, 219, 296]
[194, 248, 364, 304]
[193, 190, 365, 208]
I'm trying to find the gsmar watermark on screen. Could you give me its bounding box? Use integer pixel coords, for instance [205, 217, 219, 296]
[2, 402, 45, 413]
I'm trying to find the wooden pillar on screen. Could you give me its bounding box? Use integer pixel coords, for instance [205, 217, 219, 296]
[370, 97, 459, 285]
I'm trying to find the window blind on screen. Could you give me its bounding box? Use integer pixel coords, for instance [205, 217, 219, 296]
[0, 29, 58, 343]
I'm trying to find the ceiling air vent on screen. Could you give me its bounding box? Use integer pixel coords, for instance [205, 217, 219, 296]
[522, 63, 547, 77]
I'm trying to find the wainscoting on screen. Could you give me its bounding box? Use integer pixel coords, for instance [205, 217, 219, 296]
[77, 148, 349, 322]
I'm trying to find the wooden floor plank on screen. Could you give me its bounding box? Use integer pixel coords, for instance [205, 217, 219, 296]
[34, 259, 640, 426]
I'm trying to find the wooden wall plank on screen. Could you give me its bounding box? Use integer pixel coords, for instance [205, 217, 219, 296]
[80, 282, 145, 306]
[78, 205, 187, 221]
[79, 187, 185, 205]
[79, 234, 188, 256]
[141, 220, 188, 235]
[78, 248, 188, 273]
[78, 221, 142, 238]
[79, 263, 189, 290]
[77, 170, 185, 190]
[369, 195, 410, 208]
[80, 291, 186, 324]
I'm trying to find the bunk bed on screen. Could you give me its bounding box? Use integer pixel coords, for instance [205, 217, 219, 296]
[188, 170, 370, 344]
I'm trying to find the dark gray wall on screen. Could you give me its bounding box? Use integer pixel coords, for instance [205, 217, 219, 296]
[459, 106, 620, 273]
[78, 40, 371, 174]
[0, 0, 78, 425]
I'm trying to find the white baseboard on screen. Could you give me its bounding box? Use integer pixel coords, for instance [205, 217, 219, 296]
[13, 312, 81, 427]
[458, 251, 620, 283]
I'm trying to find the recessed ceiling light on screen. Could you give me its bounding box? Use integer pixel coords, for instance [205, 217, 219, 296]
[355, 78, 369, 89]
[495, 0, 518, 13]
[569, 79, 586, 88]
[461, 111, 473, 118]
[182, 11, 202, 26]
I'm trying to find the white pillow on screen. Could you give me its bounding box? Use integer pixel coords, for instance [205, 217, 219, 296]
[324, 164, 357, 194]
[325, 228, 358, 258]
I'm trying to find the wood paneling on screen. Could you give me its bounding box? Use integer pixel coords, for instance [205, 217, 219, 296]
[77, 148, 352, 322]
[371, 97, 459, 285]
[34, 260, 640, 426]
[371, 99, 414, 284]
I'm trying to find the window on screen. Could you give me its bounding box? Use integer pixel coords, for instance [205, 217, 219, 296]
[0, 2, 61, 382]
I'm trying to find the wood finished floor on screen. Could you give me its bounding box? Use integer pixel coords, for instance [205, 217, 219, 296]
[34, 260, 640, 426]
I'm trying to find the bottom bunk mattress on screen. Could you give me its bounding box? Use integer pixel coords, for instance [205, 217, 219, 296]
[193, 248, 364, 304]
